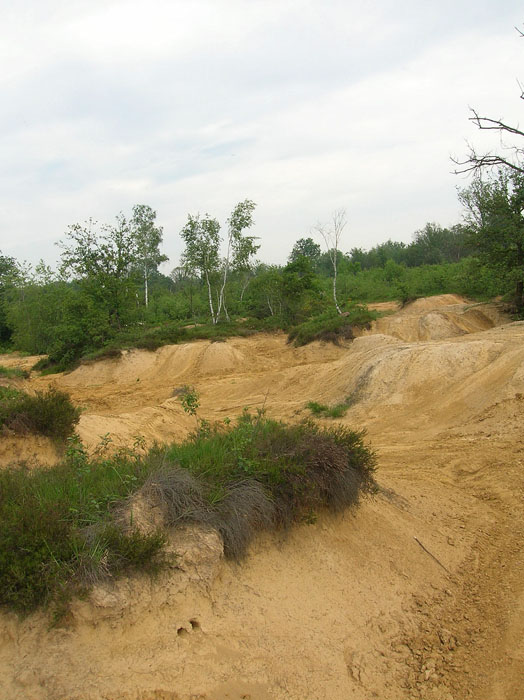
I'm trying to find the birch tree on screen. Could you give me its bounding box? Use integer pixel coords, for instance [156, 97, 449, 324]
[180, 213, 221, 323]
[314, 208, 347, 315]
[180, 201, 258, 324]
[131, 205, 168, 308]
[217, 199, 258, 321]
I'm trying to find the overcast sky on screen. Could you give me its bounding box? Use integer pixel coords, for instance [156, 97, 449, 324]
[1, 0, 523, 271]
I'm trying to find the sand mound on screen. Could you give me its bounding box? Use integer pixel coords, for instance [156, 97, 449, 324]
[60, 340, 249, 391]
[400, 293, 468, 312]
[0, 434, 61, 468]
[367, 299, 507, 342]
[194, 341, 247, 375]
[335, 327, 524, 421]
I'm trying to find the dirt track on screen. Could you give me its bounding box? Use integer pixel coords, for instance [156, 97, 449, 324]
[1, 294, 523, 699]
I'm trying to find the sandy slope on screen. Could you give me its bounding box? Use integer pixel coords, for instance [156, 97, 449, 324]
[1, 296, 523, 700]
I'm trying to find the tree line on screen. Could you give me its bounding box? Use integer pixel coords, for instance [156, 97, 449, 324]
[0, 165, 523, 370]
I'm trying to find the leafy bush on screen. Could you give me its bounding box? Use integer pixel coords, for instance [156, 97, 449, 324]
[0, 387, 80, 441]
[287, 306, 376, 346]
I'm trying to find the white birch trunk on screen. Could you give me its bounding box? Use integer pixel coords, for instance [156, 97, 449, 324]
[205, 271, 216, 324]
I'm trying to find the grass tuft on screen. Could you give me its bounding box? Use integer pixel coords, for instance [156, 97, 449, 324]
[160, 412, 377, 555]
[0, 364, 29, 379]
[306, 400, 350, 418]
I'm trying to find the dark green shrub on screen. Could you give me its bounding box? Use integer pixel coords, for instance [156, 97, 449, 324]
[0, 387, 80, 441]
[0, 450, 166, 614]
[288, 307, 376, 347]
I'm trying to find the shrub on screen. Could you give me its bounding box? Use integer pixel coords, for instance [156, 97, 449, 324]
[287, 306, 376, 347]
[0, 387, 80, 441]
[161, 412, 377, 557]
[0, 448, 166, 614]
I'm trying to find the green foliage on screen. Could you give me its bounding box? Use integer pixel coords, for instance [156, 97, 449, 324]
[4, 205, 169, 370]
[180, 212, 221, 321]
[0, 253, 21, 343]
[162, 412, 377, 554]
[347, 224, 473, 270]
[280, 256, 322, 324]
[131, 204, 168, 308]
[0, 450, 166, 614]
[459, 168, 524, 308]
[0, 386, 80, 442]
[178, 385, 200, 416]
[288, 307, 376, 346]
[244, 265, 283, 319]
[59, 215, 141, 329]
[2, 196, 510, 370]
[180, 201, 259, 324]
[7, 278, 114, 369]
[288, 237, 322, 267]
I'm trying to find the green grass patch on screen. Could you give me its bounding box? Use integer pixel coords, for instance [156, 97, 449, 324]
[0, 386, 80, 441]
[0, 364, 28, 379]
[0, 442, 166, 615]
[0, 413, 376, 616]
[287, 306, 376, 347]
[306, 401, 349, 419]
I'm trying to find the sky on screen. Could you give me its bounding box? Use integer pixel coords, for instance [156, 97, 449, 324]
[1, 0, 523, 272]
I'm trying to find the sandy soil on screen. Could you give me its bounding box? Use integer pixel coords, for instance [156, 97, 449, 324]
[1, 295, 523, 700]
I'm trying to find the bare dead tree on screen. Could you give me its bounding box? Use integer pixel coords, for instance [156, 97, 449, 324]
[452, 25, 524, 175]
[314, 208, 347, 315]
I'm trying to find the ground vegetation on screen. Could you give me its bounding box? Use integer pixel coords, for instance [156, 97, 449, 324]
[0, 413, 376, 615]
